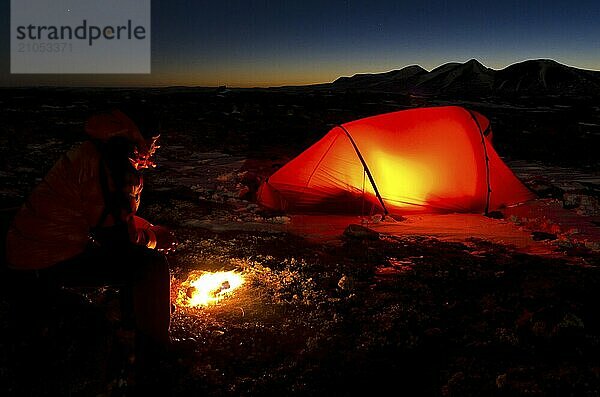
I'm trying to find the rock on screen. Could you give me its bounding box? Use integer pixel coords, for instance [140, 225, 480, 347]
[486, 210, 504, 219]
[370, 214, 383, 223]
[424, 327, 442, 337]
[237, 186, 250, 198]
[343, 224, 380, 240]
[495, 327, 519, 345]
[563, 192, 582, 209]
[584, 240, 600, 251]
[267, 216, 290, 224]
[531, 231, 557, 241]
[557, 239, 574, 249]
[563, 193, 600, 215]
[531, 321, 548, 337]
[516, 308, 533, 328]
[577, 195, 600, 216]
[496, 373, 507, 389]
[337, 275, 354, 291]
[552, 313, 585, 337]
[528, 179, 564, 198]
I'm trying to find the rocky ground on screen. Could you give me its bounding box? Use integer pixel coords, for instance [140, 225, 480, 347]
[0, 88, 599, 396]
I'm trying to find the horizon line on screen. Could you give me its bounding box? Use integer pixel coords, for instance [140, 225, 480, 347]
[1, 57, 599, 90]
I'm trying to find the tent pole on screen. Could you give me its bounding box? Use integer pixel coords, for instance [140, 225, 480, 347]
[465, 110, 491, 215]
[338, 125, 389, 217]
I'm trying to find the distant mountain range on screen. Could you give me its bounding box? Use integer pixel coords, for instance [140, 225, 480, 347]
[307, 59, 600, 97]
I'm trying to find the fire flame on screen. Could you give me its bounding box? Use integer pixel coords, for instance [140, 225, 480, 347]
[129, 135, 160, 170]
[177, 271, 245, 307]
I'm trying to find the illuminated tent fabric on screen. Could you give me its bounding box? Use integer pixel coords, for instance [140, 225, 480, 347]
[257, 106, 535, 216]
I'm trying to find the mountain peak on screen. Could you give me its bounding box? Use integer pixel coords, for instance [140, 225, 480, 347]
[465, 58, 483, 66]
[324, 59, 600, 97]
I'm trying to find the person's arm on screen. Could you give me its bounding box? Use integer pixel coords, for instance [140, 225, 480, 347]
[129, 215, 177, 252]
[125, 177, 177, 252]
[122, 173, 158, 249]
[130, 215, 157, 249]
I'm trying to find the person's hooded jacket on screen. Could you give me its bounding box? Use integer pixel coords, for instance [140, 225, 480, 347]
[6, 109, 156, 269]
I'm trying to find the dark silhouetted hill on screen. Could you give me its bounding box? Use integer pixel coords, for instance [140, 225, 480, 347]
[411, 59, 495, 96]
[494, 59, 600, 95]
[312, 59, 600, 97]
[331, 65, 427, 91]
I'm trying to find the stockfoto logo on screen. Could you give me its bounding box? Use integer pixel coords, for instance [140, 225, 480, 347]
[11, 0, 151, 74]
[15, 19, 147, 47]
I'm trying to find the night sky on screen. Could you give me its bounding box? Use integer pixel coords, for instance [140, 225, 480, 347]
[1, 0, 600, 87]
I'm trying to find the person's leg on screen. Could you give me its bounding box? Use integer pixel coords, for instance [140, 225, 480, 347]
[44, 246, 169, 323]
[42, 248, 130, 287]
[126, 246, 171, 347]
[116, 246, 172, 392]
[46, 245, 171, 344]
[32, 249, 134, 392]
[43, 245, 172, 391]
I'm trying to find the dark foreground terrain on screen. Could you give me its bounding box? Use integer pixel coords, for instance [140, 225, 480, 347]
[0, 87, 599, 396]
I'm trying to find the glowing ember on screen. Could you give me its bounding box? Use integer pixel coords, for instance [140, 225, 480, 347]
[177, 271, 244, 307]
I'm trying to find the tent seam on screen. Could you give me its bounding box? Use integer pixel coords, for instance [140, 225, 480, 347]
[298, 132, 341, 205]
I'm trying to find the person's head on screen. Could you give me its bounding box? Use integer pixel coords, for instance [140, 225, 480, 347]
[85, 102, 163, 170]
[118, 102, 162, 140]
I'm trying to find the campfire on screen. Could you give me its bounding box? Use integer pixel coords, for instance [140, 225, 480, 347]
[177, 270, 245, 307]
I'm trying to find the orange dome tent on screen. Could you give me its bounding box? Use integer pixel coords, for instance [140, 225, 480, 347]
[257, 106, 535, 216]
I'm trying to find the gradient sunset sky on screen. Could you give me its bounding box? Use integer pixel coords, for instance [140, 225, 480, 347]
[1, 0, 600, 87]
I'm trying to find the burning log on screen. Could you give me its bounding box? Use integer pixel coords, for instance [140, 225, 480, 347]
[177, 270, 244, 308]
[186, 286, 197, 299]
